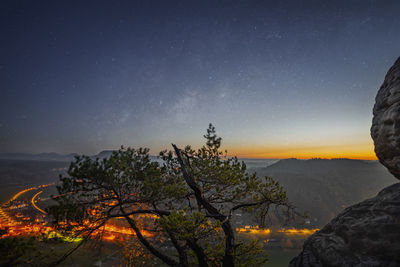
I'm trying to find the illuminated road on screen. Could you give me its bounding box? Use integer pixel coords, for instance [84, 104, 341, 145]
[0, 207, 16, 226]
[0, 184, 153, 240]
[31, 191, 47, 214]
[1, 184, 320, 242]
[6, 187, 37, 204]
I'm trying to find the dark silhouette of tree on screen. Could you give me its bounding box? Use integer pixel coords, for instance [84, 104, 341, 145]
[49, 124, 292, 266]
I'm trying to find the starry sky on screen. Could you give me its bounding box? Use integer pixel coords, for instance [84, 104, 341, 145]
[1, 1, 400, 159]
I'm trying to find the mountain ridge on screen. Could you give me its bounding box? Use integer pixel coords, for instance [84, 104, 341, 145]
[253, 158, 396, 226]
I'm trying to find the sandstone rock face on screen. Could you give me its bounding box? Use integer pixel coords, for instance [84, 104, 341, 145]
[371, 57, 400, 179]
[290, 183, 400, 267]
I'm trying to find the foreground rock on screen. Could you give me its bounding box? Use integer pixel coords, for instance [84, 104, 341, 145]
[290, 183, 400, 267]
[371, 57, 400, 179]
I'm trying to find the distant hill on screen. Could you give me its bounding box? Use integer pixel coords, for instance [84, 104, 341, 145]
[0, 152, 78, 162]
[252, 158, 397, 226]
[0, 151, 126, 162]
[0, 152, 278, 168]
[239, 158, 279, 169]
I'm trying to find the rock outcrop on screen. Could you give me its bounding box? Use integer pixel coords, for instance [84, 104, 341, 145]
[289, 183, 400, 266]
[371, 57, 400, 179]
[290, 58, 400, 266]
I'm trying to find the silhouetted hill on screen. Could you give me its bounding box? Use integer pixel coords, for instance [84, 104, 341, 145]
[0, 151, 280, 168]
[0, 152, 78, 162]
[0, 151, 159, 162]
[253, 158, 397, 226]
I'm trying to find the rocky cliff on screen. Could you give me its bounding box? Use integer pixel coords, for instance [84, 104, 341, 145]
[289, 183, 400, 266]
[371, 57, 400, 179]
[290, 57, 400, 267]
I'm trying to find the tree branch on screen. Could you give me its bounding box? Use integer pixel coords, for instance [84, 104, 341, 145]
[119, 206, 179, 267]
[231, 200, 269, 212]
[172, 144, 235, 267]
[187, 240, 209, 267]
[166, 229, 189, 267]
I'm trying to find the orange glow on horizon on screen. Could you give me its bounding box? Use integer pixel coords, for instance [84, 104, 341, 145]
[227, 141, 377, 160]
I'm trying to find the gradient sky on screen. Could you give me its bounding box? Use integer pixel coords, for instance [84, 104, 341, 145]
[1, 1, 400, 159]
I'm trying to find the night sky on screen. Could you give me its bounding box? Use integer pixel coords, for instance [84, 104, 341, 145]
[1, 1, 400, 159]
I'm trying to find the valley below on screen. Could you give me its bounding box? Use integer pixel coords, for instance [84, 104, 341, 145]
[0, 156, 396, 266]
